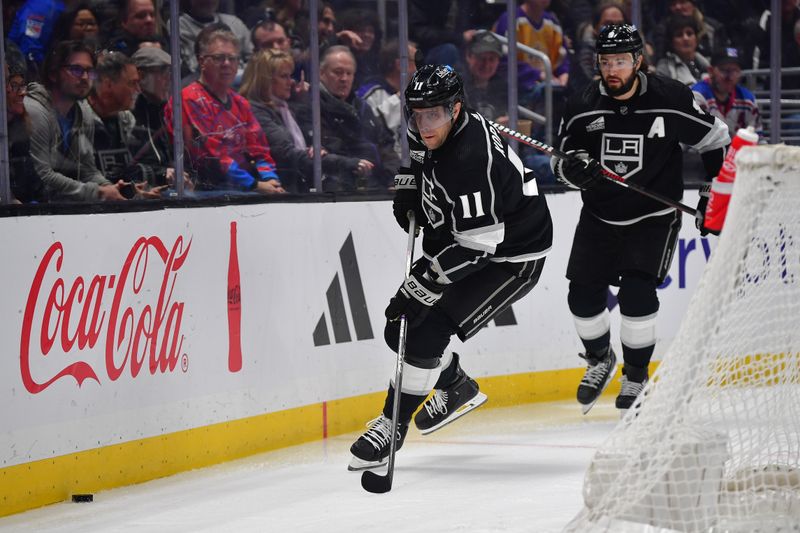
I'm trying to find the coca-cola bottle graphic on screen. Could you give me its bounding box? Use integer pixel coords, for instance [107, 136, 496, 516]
[227, 221, 242, 372]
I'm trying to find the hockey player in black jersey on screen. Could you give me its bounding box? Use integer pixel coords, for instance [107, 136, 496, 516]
[551, 24, 729, 414]
[349, 64, 553, 471]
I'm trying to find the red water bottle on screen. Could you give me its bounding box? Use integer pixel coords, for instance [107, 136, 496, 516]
[227, 221, 242, 372]
[704, 127, 759, 234]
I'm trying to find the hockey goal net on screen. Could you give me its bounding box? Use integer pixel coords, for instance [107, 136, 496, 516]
[565, 144, 800, 533]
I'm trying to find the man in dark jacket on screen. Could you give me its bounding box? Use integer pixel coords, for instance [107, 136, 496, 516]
[295, 45, 398, 191]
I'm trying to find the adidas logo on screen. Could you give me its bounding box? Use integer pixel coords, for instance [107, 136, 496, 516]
[586, 116, 605, 132]
[313, 233, 374, 346]
[312, 233, 520, 346]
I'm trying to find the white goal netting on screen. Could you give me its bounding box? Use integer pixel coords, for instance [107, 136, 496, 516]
[565, 144, 800, 533]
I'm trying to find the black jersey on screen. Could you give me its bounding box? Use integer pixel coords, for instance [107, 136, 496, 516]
[408, 108, 553, 286]
[556, 72, 729, 224]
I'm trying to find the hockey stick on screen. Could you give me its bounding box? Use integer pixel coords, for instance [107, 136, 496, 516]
[361, 211, 417, 494]
[488, 120, 699, 218]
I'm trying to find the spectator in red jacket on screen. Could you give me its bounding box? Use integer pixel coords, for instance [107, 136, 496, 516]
[165, 26, 284, 194]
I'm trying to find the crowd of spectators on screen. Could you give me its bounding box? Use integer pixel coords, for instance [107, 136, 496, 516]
[1, 0, 797, 203]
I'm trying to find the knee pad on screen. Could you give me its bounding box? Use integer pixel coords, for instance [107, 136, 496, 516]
[617, 272, 659, 317]
[568, 281, 608, 318]
[568, 281, 610, 341]
[383, 308, 454, 359]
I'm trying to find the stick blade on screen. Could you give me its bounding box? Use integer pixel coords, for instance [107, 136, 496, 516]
[361, 470, 393, 493]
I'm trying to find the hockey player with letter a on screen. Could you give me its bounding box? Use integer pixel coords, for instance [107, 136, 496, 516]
[551, 24, 729, 414]
[349, 64, 553, 472]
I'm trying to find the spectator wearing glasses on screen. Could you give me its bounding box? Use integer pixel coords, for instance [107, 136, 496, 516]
[49, 3, 102, 51]
[24, 40, 126, 201]
[6, 45, 46, 203]
[179, 0, 253, 76]
[165, 27, 283, 195]
[107, 0, 169, 56]
[656, 15, 710, 86]
[691, 47, 762, 137]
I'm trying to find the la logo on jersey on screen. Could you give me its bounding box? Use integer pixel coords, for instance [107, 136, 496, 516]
[421, 171, 445, 228]
[600, 133, 643, 180]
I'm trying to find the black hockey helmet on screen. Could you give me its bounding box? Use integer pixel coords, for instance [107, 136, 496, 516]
[596, 24, 644, 56]
[404, 64, 464, 110]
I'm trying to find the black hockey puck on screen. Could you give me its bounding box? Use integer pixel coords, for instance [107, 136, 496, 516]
[71, 494, 93, 503]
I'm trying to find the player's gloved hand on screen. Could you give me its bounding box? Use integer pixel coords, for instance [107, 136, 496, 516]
[385, 272, 444, 327]
[393, 167, 424, 233]
[695, 183, 717, 236]
[551, 150, 604, 190]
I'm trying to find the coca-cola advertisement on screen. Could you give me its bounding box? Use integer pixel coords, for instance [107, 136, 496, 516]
[20, 235, 192, 394]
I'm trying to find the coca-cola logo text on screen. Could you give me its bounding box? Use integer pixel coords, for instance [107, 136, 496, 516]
[20, 236, 192, 394]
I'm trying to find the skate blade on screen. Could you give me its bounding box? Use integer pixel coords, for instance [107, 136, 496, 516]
[347, 456, 387, 472]
[579, 366, 618, 415]
[418, 392, 488, 435]
[580, 399, 599, 415]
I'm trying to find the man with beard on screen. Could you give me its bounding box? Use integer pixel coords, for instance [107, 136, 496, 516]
[25, 40, 126, 201]
[551, 24, 729, 414]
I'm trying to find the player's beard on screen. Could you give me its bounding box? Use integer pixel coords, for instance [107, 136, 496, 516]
[601, 70, 640, 98]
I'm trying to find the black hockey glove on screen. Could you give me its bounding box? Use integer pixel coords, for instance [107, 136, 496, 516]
[393, 167, 424, 233]
[552, 150, 604, 190]
[695, 183, 717, 236]
[385, 272, 444, 328]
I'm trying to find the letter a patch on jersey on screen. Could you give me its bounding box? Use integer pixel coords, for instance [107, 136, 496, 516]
[647, 116, 665, 138]
[601, 133, 643, 180]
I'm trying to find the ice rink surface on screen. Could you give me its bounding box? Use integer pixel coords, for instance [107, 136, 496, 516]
[0, 400, 622, 533]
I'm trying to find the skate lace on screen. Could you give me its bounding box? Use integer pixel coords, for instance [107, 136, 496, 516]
[580, 355, 611, 388]
[362, 416, 394, 451]
[619, 376, 646, 398]
[424, 390, 449, 417]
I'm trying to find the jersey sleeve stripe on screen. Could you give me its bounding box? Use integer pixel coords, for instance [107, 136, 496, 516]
[691, 116, 730, 153]
[455, 223, 505, 254]
[633, 108, 717, 129]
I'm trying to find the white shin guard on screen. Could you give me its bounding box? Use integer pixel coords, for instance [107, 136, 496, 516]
[391, 360, 442, 397]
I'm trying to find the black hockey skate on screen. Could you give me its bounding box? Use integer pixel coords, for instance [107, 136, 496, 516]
[348, 415, 408, 472]
[615, 364, 649, 411]
[414, 373, 488, 435]
[577, 346, 617, 415]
